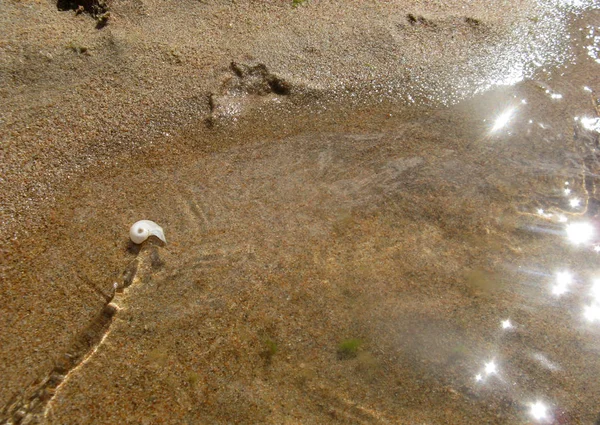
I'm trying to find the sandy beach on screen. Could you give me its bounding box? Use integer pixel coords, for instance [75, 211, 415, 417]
[2, 1, 600, 423]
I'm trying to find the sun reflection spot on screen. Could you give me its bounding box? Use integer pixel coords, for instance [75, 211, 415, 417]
[501, 319, 512, 329]
[580, 117, 600, 133]
[484, 360, 497, 375]
[583, 304, 600, 322]
[552, 271, 572, 296]
[536, 209, 553, 219]
[594, 245, 600, 253]
[552, 285, 568, 296]
[491, 108, 515, 132]
[475, 374, 483, 382]
[569, 198, 581, 208]
[566, 222, 594, 245]
[564, 188, 571, 195]
[591, 280, 600, 300]
[556, 271, 573, 285]
[529, 401, 549, 421]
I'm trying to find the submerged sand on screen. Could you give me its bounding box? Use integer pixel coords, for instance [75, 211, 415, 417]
[2, 1, 600, 424]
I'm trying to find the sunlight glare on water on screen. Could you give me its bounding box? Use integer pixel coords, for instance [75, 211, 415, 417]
[583, 304, 600, 322]
[591, 279, 600, 300]
[529, 401, 550, 422]
[552, 271, 573, 296]
[411, 0, 595, 104]
[565, 222, 594, 245]
[585, 25, 600, 64]
[579, 116, 600, 132]
[491, 107, 516, 132]
[484, 360, 498, 375]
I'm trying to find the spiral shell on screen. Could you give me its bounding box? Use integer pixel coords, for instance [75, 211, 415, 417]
[129, 220, 167, 244]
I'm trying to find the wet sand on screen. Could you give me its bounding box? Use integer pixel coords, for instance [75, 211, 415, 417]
[2, 1, 600, 424]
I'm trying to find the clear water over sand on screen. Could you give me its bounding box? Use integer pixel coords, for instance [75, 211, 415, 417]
[2, 1, 600, 424]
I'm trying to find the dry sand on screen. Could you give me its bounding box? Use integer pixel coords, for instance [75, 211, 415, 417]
[2, 0, 600, 424]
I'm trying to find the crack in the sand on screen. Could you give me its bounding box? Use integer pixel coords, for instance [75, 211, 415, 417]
[1, 244, 160, 425]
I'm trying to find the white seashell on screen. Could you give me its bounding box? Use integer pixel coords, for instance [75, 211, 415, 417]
[129, 220, 167, 244]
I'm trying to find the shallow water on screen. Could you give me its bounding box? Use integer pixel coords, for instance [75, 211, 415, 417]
[43, 82, 600, 423]
[3, 5, 600, 425]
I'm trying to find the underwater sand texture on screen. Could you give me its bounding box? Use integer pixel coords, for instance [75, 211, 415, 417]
[0, 0, 583, 240]
[2, 1, 600, 424]
[26, 73, 600, 423]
